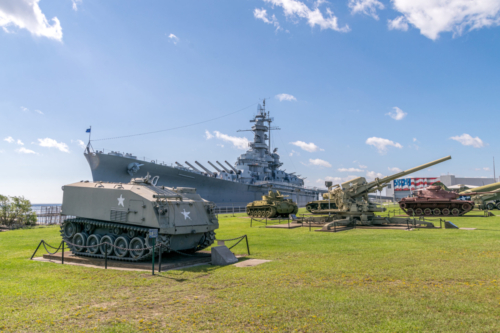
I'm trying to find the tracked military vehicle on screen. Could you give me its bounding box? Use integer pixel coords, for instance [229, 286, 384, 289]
[60, 174, 218, 261]
[246, 190, 298, 218]
[459, 181, 500, 210]
[306, 191, 338, 213]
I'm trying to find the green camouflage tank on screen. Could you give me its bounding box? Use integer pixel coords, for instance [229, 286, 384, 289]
[246, 190, 298, 218]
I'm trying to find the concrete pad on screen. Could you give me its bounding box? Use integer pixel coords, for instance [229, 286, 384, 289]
[234, 259, 271, 267]
[265, 223, 302, 229]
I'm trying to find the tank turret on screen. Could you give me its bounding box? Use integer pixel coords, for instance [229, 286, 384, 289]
[60, 174, 218, 261]
[246, 190, 298, 218]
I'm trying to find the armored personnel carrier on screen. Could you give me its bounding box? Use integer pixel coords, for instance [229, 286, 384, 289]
[60, 174, 218, 261]
[246, 190, 298, 218]
[399, 185, 475, 216]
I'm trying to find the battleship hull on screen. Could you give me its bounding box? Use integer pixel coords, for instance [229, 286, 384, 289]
[85, 152, 320, 207]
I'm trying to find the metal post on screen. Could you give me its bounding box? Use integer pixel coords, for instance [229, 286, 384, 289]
[30, 240, 43, 260]
[152, 238, 156, 276]
[104, 243, 108, 269]
[245, 235, 250, 255]
[158, 246, 162, 273]
[61, 241, 64, 265]
[309, 221, 311, 232]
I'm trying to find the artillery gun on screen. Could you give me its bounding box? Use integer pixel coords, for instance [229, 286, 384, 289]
[60, 174, 218, 261]
[246, 190, 298, 218]
[459, 181, 500, 210]
[312, 156, 452, 230]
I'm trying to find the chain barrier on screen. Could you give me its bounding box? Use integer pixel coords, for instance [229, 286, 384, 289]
[216, 235, 250, 255]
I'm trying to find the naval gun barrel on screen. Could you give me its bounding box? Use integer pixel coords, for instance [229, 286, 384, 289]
[175, 162, 185, 168]
[225, 160, 239, 174]
[459, 181, 500, 195]
[207, 161, 222, 173]
[354, 155, 452, 196]
[185, 161, 201, 173]
[216, 161, 231, 173]
[195, 161, 214, 175]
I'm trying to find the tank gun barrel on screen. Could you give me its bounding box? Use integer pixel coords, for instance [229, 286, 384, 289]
[195, 161, 214, 175]
[354, 155, 451, 196]
[459, 181, 500, 195]
[208, 161, 222, 173]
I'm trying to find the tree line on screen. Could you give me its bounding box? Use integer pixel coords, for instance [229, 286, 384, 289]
[0, 195, 37, 228]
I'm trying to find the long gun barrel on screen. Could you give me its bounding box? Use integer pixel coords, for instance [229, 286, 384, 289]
[195, 161, 214, 175]
[208, 161, 222, 173]
[185, 161, 201, 173]
[225, 160, 239, 174]
[216, 161, 231, 173]
[459, 181, 500, 195]
[352, 155, 452, 196]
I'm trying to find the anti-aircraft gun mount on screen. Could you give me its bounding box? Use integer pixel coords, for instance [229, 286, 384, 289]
[60, 174, 218, 261]
[309, 156, 452, 231]
[459, 181, 500, 210]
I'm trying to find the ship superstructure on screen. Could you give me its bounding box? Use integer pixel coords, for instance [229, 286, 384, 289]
[84, 101, 323, 207]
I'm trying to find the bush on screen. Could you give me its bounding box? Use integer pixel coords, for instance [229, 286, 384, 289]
[0, 195, 37, 228]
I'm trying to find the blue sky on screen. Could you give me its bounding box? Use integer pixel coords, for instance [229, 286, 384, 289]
[1, 0, 500, 203]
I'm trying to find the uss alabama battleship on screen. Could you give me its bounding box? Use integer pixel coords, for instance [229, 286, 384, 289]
[84, 102, 323, 207]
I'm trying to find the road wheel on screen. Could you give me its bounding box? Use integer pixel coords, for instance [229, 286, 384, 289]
[451, 208, 460, 216]
[433, 208, 441, 216]
[424, 208, 432, 216]
[496, 202, 500, 210]
[63, 221, 80, 238]
[114, 236, 130, 258]
[415, 208, 423, 216]
[406, 208, 414, 216]
[442, 208, 450, 216]
[462, 203, 471, 211]
[487, 203, 495, 210]
[73, 232, 88, 252]
[100, 235, 116, 256]
[86, 234, 102, 254]
[129, 237, 146, 259]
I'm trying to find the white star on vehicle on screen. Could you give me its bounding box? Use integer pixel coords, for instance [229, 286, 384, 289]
[181, 209, 191, 220]
[117, 195, 125, 207]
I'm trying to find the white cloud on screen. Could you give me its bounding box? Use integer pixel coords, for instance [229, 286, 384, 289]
[309, 158, 332, 168]
[413, 138, 417, 142]
[338, 167, 364, 172]
[289, 149, 300, 157]
[476, 167, 490, 171]
[366, 137, 403, 154]
[366, 170, 384, 181]
[4, 136, 14, 143]
[359, 164, 367, 169]
[213, 131, 249, 150]
[290, 141, 324, 152]
[16, 147, 37, 154]
[390, 0, 500, 40]
[37, 138, 70, 153]
[35, 109, 43, 115]
[349, 0, 384, 20]
[388, 167, 401, 172]
[263, 0, 350, 32]
[72, 0, 82, 11]
[388, 16, 408, 31]
[386, 106, 407, 120]
[168, 33, 179, 44]
[21, 106, 29, 112]
[0, 0, 63, 41]
[450, 133, 484, 148]
[16, 139, 24, 146]
[254, 8, 281, 30]
[275, 93, 296, 101]
[76, 140, 85, 149]
[204, 130, 214, 140]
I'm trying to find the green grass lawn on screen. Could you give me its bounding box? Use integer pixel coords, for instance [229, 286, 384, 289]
[1, 209, 500, 332]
